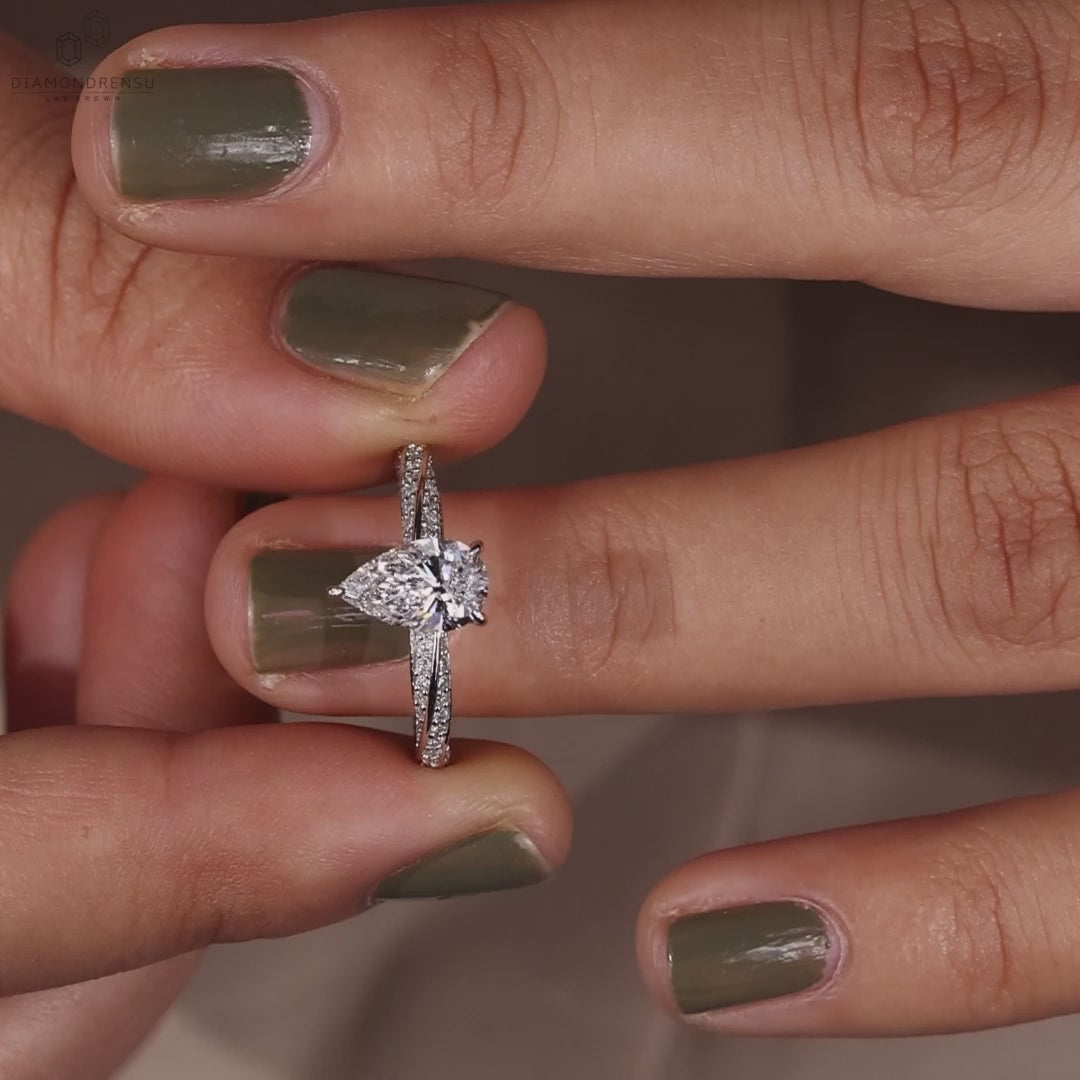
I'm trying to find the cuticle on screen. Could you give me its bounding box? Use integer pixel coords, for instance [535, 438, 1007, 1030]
[268, 258, 320, 355]
[250, 59, 339, 202]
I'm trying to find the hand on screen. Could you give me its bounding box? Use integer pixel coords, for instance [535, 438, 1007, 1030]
[1, 26, 551, 1071]
[69, 0, 1080, 1036]
[1, 479, 568, 1077]
[0, 31, 543, 490]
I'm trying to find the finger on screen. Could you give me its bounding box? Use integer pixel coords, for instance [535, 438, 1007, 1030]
[636, 788, 1080, 1034]
[1, 479, 567, 1052]
[209, 382, 1080, 716]
[0, 963, 193, 1080]
[0, 479, 252, 1076]
[77, 477, 268, 730]
[4, 494, 119, 730]
[0, 33, 544, 490]
[1, 489, 201, 1078]
[73, 1, 1080, 308]
[0, 725, 569, 996]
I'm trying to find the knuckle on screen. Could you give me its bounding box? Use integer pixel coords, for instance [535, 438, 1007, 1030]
[154, 738, 278, 950]
[421, 13, 564, 211]
[927, 827, 1032, 1014]
[880, 402, 1080, 656]
[538, 491, 678, 688]
[943, 407, 1080, 649]
[846, 0, 1078, 208]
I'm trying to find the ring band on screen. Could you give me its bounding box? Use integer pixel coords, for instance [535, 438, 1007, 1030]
[329, 444, 488, 767]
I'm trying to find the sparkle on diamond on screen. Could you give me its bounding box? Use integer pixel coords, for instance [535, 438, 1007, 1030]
[335, 538, 487, 631]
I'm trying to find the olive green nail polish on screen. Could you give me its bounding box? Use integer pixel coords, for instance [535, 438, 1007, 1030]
[374, 830, 549, 900]
[668, 902, 831, 1015]
[112, 67, 312, 200]
[249, 549, 410, 674]
[280, 268, 509, 391]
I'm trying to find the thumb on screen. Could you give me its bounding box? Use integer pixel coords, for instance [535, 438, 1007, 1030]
[0, 724, 568, 995]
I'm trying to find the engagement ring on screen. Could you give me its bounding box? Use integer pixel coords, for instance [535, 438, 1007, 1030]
[329, 444, 487, 767]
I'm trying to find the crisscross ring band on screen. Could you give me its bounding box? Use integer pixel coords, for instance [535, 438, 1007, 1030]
[329, 445, 488, 767]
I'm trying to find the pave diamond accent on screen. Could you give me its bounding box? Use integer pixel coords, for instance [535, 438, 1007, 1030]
[333, 538, 487, 632]
[398, 443, 442, 541]
[411, 628, 451, 767]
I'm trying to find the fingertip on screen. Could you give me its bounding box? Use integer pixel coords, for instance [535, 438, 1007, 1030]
[171, 725, 570, 927]
[0, 723, 570, 992]
[427, 300, 548, 456]
[442, 737, 573, 873]
[70, 40, 139, 237]
[71, 25, 339, 250]
[634, 851, 848, 1032]
[635, 873, 688, 1020]
[203, 497, 350, 696]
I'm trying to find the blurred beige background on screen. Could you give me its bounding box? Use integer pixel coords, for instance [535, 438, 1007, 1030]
[5, 3, 1080, 1078]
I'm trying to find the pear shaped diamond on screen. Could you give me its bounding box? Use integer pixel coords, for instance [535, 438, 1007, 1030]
[333, 537, 487, 632]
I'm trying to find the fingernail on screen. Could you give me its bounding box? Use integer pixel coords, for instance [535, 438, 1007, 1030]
[374, 830, 550, 900]
[279, 267, 509, 393]
[249, 549, 410, 674]
[667, 901, 831, 1015]
[112, 66, 313, 200]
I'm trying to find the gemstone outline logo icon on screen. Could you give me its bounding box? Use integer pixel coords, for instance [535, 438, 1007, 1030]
[83, 11, 110, 46]
[55, 32, 82, 68]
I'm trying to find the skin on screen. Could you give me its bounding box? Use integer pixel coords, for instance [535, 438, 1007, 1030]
[0, 32, 546, 490]
[171, 0, 1080, 1038]
[8, 0, 1080, 1063]
[1, 480, 570, 1075]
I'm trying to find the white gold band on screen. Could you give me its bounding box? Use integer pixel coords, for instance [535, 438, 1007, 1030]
[399, 444, 453, 768]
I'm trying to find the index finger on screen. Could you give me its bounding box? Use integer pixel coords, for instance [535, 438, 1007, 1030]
[71, 0, 1080, 308]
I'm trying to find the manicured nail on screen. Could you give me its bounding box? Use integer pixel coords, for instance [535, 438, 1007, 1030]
[668, 901, 831, 1015]
[249, 549, 410, 674]
[112, 66, 313, 200]
[279, 267, 509, 392]
[374, 830, 549, 900]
